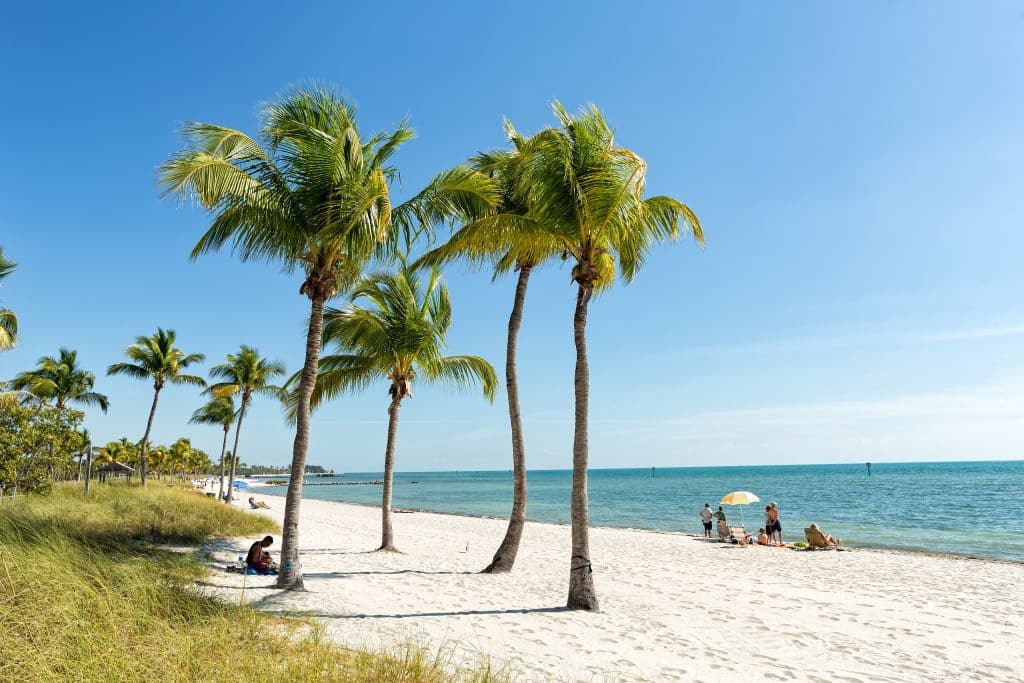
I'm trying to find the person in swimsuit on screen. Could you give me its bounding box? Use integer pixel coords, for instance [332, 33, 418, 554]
[699, 503, 714, 538]
[768, 502, 782, 545]
[809, 523, 839, 547]
[757, 528, 770, 546]
[714, 505, 729, 539]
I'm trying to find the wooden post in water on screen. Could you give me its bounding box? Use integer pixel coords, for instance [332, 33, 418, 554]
[866, 462, 872, 476]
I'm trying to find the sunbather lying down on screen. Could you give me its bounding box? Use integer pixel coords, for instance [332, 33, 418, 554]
[248, 496, 270, 509]
[805, 523, 840, 549]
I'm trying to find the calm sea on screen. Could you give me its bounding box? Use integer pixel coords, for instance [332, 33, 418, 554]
[258, 461, 1024, 562]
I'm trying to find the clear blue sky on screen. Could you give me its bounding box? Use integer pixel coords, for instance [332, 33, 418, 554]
[2, 2, 1022, 471]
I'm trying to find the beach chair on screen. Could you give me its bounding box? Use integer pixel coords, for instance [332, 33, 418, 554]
[729, 526, 750, 546]
[716, 521, 730, 541]
[804, 526, 837, 550]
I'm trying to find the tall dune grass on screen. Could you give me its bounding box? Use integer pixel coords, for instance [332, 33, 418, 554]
[0, 485, 498, 682]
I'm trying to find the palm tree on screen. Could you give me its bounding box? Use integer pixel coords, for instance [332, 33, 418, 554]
[522, 103, 703, 610]
[189, 396, 236, 500]
[0, 247, 17, 351]
[160, 85, 496, 588]
[148, 444, 168, 479]
[106, 328, 205, 486]
[168, 438, 191, 479]
[10, 347, 110, 412]
[417, 126, 563, 573]
[206, 346, 285, 502]
[306, 263, 497, 551]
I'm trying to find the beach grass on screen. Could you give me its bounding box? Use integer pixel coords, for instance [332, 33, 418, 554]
[0, 484, 500, 682]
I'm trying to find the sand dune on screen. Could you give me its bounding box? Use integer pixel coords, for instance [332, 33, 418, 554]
[203, 494, 1024, 682]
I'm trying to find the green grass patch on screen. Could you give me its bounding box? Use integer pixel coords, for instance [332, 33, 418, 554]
[0, 484, 500, 682]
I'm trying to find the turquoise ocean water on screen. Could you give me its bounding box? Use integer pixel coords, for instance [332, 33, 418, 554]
[259, 461, 1024, 562]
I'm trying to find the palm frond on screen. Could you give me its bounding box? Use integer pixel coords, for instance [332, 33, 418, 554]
[419, 355, 497, 402]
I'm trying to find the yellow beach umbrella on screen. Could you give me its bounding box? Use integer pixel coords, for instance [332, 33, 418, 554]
[720, 491, 760, 506]
[720, 491, 761, 527]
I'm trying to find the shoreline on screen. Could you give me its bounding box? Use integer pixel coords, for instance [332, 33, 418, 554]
[204, 492, 1024, 681]
[253, 489, 1024, 566]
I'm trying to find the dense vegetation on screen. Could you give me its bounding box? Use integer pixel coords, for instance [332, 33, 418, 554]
[0, 485, 499, 682]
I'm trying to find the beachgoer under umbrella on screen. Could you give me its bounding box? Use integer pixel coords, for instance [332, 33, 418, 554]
[699, 503, 714, 538]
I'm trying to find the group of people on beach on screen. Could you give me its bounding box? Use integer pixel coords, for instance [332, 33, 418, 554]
[699, 502, 839, 548]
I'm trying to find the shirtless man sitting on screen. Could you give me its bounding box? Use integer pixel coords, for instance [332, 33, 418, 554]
[246, 536, 275, 573]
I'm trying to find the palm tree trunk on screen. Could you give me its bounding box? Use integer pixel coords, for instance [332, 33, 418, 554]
[379, 394, 402, 552]
[483, 264, 532, 573]
[277, 295, 326, 590]
[224, 399, 248, 504]
[567, 283, 598, 611]
[139, 387, 161, 487]
[84, 448, 92, 496]
[217, 427, 229, 501]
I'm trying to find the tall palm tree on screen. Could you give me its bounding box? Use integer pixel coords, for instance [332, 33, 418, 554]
[206, 346, 285, 502]
[306, 263, 497, 551]
[0, 247, 17, 351]
[106, 328, 205, 486]
[189, 396, 236, 500]
[523, 103, 703, 610]
[160, 85, 496, 588]
[417, 127, 563, 573]
[10, 347, 110, 412]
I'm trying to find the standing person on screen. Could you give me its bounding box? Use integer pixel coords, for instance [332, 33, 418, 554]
[699, 503, 714, 538]
[714, 505, 728, 539]
[768, 502, 782, 545]
[764, 505, 773, 544]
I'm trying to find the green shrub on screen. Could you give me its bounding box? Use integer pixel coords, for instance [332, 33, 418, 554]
[0, 485, 498, 682]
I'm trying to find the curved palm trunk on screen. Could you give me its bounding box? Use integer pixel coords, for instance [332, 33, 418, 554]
[483, 264, 532, 573]
[277, 296, 326, 590]
[217, 427, 229, 501]
[224, 398, 248, 504]
[567, 284, 598, 611]
[379, 395, 402, 552]
[139, 386, 161, 487]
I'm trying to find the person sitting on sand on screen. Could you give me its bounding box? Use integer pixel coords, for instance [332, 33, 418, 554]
[699, 503, 714, 538]
[248, 496, 270, 510]
[246, 536, 276, 574]
[757, 528, 770, 546]
[808, 523, 839, 547]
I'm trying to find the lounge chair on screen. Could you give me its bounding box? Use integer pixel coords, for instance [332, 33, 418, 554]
[716, 520, 731, 541]
[729, 526, 751, 546]
[804, 526, 838, 549]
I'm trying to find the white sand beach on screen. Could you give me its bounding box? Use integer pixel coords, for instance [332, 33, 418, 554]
[204, 494, 1024, 682]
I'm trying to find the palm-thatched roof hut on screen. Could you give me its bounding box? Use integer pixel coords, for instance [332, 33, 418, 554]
[96, 461, 136, 482]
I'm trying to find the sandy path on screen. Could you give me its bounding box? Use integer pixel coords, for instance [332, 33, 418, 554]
[202, 494, 1024, 682]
